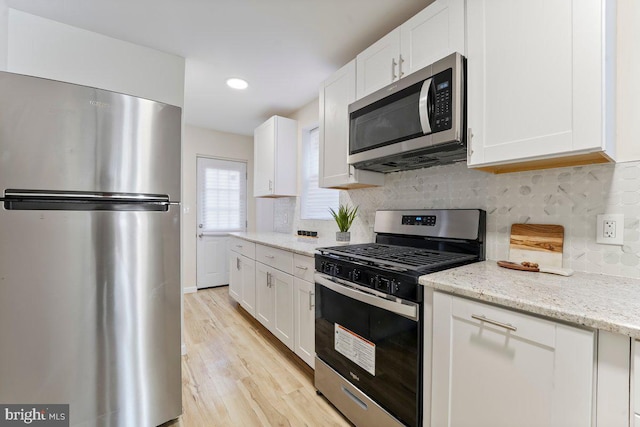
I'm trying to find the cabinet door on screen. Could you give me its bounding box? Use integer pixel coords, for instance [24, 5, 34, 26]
[635, 340, 640, 422]
[253, 118, 275, 197]
[272, 268, 294, 350]
[294, 278, 314, 367]
[239, 256, 256, 317]
[399, 0, 465, 77]
[272, 116, 298, 197]
[432, 293, 594, 427]
[319, 61, 384, 189]
[356, 29, 401, 99]
[229, 252, 241, 302]
[467, 0, 612, 168]
[255, 262, 274, 331]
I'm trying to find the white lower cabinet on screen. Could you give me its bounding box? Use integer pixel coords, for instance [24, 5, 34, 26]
[231, 240, 314, 366]
[255, 262, 275, 332]
[294, 278, 315, 367]
[431, 292, 594, 427]
[635, 340, 640, 424]
[272, 267, 294, 349]
[229, 253, 256, 316]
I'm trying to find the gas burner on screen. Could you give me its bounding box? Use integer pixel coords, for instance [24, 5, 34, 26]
[319, 243, 477, 272]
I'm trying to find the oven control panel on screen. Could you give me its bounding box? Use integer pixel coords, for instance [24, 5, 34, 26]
[316, 257, 422, 303]
[402, 215, 436, 226]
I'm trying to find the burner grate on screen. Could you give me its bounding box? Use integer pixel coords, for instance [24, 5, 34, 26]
[319, 243, 477, 272]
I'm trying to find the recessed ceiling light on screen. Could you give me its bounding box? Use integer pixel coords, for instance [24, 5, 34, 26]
[226, 78, 248, 90]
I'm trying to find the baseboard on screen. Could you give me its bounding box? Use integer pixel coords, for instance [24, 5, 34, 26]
[181, 343, 187, 356]
[183, 286, 197, 294]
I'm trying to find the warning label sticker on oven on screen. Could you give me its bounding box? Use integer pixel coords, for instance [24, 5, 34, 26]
[334, 323, 375, 376]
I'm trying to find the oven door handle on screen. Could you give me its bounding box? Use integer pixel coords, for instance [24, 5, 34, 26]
[315, 274, 418, 321]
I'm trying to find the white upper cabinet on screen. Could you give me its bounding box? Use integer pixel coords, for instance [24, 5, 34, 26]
[356, 0, 465, 99]
[399, 0, 465, 76]
[356, 30, 401, 100]
[467, 0, 616, 173]
[319, 60, 384, 189]
[253, 115, 297, 197]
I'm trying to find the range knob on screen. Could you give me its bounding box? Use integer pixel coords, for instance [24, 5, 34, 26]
[390, 280, 399, 294]
[352, 269, 361, 281]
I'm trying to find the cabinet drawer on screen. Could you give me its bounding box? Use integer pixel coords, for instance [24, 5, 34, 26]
[229, 237, 256, 259]
[293, 254, 314, 282]
[256, 244, 293, 274]
[452, 296, 556, 348]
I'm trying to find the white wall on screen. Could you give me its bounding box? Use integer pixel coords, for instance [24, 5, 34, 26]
[182, 125, 255, 289]
[616, 0, 640, 162]
[7, 9, 185, 107]
[0, 1, 7, 70]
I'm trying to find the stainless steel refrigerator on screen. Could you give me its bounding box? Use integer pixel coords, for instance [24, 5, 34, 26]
[0, 72, 182, 426]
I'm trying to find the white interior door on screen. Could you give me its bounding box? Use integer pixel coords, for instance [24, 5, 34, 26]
[196, 157, 247, 289]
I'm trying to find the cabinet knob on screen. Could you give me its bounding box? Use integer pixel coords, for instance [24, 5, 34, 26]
[198, 233, 204, 238]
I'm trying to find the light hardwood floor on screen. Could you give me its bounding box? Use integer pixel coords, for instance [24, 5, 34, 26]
[163, 286, 351, 427]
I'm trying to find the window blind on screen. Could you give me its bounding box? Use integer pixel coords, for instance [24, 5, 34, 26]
[197, 157, 247, 232]
[301, 127, 339, 220]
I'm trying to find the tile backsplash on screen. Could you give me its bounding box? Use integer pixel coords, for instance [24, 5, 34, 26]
[274, 160, 640, 278]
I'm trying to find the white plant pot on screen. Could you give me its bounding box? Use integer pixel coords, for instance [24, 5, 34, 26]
[336, 231, 351, 242]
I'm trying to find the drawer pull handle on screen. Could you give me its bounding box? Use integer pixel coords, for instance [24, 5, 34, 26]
[295, 265, 308, 270]
[471, 314, 517, 332]
[265, 255, 275, 259]
[341, 386, 368, 411]
[309, 292, 314, 310]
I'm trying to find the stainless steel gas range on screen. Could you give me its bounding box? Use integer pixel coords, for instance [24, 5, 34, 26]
[314, 209, 486, 427]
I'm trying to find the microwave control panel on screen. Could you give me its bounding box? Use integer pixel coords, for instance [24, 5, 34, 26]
[432, 68, 453, 132]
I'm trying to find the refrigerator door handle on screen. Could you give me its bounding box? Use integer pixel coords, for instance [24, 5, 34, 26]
[3, 190, 170, 202]
[2, 190, 173, 211]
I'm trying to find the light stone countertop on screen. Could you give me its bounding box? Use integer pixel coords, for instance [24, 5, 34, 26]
[229, 231, 372, 257]
[419, 261, 640, 339]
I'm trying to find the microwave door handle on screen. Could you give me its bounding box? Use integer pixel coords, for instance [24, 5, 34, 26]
[419, 77, 434, 134]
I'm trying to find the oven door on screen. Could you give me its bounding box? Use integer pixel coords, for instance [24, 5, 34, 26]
[315, 273, 421, 427]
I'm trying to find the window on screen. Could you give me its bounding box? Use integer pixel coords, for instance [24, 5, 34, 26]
[197, 157, 247, 232]
[301, 127, 339, 220]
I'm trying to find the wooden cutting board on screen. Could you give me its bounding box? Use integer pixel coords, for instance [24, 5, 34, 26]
[509, 224, 564, 268]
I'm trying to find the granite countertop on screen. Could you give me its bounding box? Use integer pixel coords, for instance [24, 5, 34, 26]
[229, 231, 372, 257]
[419, 261, 640, 339]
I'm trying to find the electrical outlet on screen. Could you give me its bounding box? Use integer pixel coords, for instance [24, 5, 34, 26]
[596, 214, 624, 245]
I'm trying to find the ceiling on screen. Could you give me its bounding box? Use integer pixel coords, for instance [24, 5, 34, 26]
[6, 0, 432, 136]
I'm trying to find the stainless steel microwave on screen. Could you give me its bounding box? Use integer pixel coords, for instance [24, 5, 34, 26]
[348, 52, 466, 173]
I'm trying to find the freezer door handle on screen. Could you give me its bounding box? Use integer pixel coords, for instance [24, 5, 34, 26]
[2, 189, 173, 211]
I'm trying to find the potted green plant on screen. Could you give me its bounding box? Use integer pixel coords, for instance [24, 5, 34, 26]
[329, 204, 358, 242]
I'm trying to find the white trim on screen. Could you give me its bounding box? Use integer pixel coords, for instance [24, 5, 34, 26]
[183, 286, 198, 294]
[181, 343, 187, 356]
